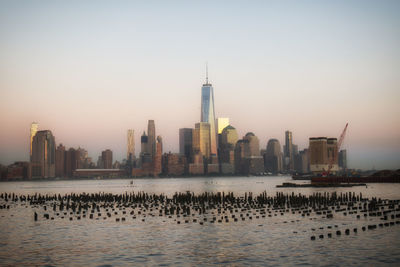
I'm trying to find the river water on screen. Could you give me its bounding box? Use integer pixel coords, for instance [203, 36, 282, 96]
[1, 176, 400, 266]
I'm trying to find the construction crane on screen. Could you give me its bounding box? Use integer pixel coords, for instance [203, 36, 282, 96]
[324, 123, 348, 176]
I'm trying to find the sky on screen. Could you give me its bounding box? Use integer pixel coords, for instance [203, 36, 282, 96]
[0, 0, 399, 170]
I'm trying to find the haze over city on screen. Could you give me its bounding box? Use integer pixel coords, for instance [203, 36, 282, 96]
[1, 0, 399, 170]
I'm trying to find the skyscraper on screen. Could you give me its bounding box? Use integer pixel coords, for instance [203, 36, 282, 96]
[30, 122, 39, 159]
[147, 120, 156, 158]
[141, 131, 149, 154]
[127, 129, 135, 160]
[31, 130, 56, 178]
[284, 131, 294, 171]
[219, 125, 238, 170]
[101, 149, 113, 169]
[264, 139, 283, 173]
[201, 68, 217, 157]
[55, 144, 66, 177]
[179, 128, 193, 161]
[193, 122, 211, 159]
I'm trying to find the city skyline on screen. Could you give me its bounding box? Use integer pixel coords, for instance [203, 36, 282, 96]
[1, 1, 399, 170]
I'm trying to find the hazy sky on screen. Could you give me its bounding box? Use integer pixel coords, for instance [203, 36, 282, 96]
[1, 0, 399, 170]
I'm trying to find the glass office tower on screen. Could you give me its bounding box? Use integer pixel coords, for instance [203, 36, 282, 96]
[201, 82, 217, 156]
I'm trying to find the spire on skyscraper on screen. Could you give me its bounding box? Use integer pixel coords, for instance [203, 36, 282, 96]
[206, 62, 208, 84]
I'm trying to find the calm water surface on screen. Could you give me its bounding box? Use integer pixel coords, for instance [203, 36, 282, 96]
[1, 176, 400, 266]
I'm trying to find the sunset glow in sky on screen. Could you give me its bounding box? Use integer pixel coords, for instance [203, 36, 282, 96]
[1, 0, 399, 169]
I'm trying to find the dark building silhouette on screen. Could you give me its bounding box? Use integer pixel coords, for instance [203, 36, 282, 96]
[101, 149, 113, 169]
[234, 132, 264, 175]
[264, 139, 283, 173]
[179, 128, 193, 162]
[55, 144, 66, 177]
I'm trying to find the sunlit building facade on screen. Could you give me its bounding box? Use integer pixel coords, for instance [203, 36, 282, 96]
[148, 120, 156, 158]
[30, 122, 39, 160]
[193, 122, 211, 160]
[31, 130, 56, 178]
[127, 129, 135, 161]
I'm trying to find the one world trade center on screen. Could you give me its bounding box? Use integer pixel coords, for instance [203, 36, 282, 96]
[201, 66, 217, 157]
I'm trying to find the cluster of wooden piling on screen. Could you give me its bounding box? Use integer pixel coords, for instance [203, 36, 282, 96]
[0, 191, 399, 239]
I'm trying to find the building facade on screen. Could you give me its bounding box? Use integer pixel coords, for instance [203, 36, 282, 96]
[193, 122, 211, 160]
[101, 149, 113, 169]
[284, 130, 294, 171]
[127, 129, 135, 161]
[31, 130, 56, 178]
[264, 139, 283, 173]
[179, 128, 193, 161]
[148, 120, 156, 158]
[201, 80, 217, 157]
[309, 137, 339, 174]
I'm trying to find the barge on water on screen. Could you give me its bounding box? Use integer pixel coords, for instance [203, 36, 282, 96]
[311, 176, 400, 184]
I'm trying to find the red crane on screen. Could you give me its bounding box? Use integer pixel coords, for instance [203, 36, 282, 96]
[324, 123, 348, 176]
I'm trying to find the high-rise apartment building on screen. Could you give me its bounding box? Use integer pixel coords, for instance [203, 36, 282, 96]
[31, 130, 56, 178]
[284, 131, 294, 171]
[127, 129, 135, 160]
[201, 72, 217, 157]
[148, 120, 156, 158]
[30, 122, 39, 159]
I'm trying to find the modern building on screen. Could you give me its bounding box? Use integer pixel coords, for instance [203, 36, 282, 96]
[101, 149, 113, 169]
[30, 122, 39, 160]
[127, 129, 135, 161]
[141, 131, 149, 155]
[179, 128, 193, 161]
[153, 136, 163, 176]
[284, 131, 294, 171]
[234, 132, 264, 175]
[294, 149, 310, 174]
[31, 130, 56, 178]
[193, 122, 211, 160]
[219, 125, 238, 174]
[200, 72, 217, 157]
[148, 120, 156, 158]
[264, 139, 283, 173]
